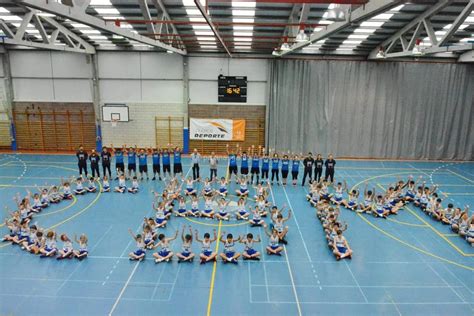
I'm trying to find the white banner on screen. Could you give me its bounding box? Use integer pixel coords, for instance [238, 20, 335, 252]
[190, 118, 245, 141]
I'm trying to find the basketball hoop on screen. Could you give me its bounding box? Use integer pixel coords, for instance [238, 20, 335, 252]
[111, 119, 118, 128]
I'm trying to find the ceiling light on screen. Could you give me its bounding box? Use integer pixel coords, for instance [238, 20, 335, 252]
[0, 15, 22, 21]
[295, 28, 309, 43]
[94, 8, 121, 15]
[231, 1, 256, 7]
[272, 49, 280, 56]
[166, 50, 173, 54]
[232, 10, 255, 17]
[375, 47, 385, 59]
[360, 21, 384, 27]
[195, 31, 214, 36]
[326, 4, 346, 22]
[412, 39, 423, 56]
[280, 42, 290, 51]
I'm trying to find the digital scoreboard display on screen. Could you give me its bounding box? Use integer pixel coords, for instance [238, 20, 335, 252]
[218, 75, 247, 103]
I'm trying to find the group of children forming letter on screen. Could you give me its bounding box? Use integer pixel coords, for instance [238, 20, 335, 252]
[128, 177, 291, 264]
[2, 187, 88, 260]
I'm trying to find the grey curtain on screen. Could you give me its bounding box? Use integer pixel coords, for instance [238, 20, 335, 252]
[267, 59, 474, 160]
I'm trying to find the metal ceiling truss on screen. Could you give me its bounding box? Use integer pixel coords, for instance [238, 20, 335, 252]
[0, 8, 96, 53]
[15, 0, 187, 55]
[277, 0, 404, 56]
[194, 0, 232, 57]
[369, 0, 473, 59]
[150, 0, 185, 49]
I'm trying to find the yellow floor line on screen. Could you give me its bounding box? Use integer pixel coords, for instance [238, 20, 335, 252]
[357, 214, 473, 271]
[206, 221, 222, 316]
[405, 206, 474, 257]
[448, 169, 474, 184]
[386, 218, 428, 228]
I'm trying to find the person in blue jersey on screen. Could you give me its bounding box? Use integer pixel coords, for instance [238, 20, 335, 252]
[291, 154, 300, 186]
[172, 145, 183, 177]
[250, 146, 261, 185]
[126, 146, 137, 180]
[162, 147, 171, 178]
[76, 146, 88, 177]
[89, 149, 100, 179]
[151, 148, 162, 181]
[111, 144, 125, 179]
[138, 148, 149, 180]
[281, 154, 290, 185]
[191, 148, 201, 181]
[324, 154, 336, 183]
[314, 154, 324, 183]
[101, 146, 112, 179]
[226, 144, 239, 183]
[261, 153, 270, 183]
[271, 153, 280, 186]
[240, 150, 250, 183]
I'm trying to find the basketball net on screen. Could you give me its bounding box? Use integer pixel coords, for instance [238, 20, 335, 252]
[111, 119, 118, 128]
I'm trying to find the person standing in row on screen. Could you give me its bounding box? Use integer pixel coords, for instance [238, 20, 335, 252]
[152, 148, 162, 181]
[111, 145, 125, 179]
[89, 149, 100, 179]
[173, 146, 183, 177]
[101, 146, 112, 179]
[209, 152, 218, 180]
[314, 154, 324, 183]
[261, 153, 270, 183]
[191, 148, 201, 181]
[76, 146, 88, 177]
[162, 148, 171, 178]
[226, 144, 238, 183]
[324, 154, 336, 183]
[127, 146, 137, 180]
[301, 152, 314, 186]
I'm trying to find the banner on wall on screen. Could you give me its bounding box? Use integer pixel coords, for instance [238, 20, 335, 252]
[190, 118, 246, 141]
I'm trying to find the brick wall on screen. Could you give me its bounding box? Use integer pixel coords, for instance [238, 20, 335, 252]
[101, 102, 186, 148]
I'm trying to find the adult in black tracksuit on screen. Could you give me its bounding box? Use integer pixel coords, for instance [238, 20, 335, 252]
[324, 154, 336, 183]
[301, 153, 314, 186]
[76, 146, 88, 177]
[89, 149, 100, 178]
[101, 146, 112, 178]
[314, 154, 324, 183]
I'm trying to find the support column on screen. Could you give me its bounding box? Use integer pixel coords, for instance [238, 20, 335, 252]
[182, 56, 189, 154]
[90, 54, 102, 151]
[2, 49, 16, 150]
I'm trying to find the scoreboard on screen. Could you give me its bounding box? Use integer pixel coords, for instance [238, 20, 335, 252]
[218, 75, 247, 103]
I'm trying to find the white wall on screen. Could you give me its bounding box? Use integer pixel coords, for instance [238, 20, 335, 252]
[6, 50, 269, 146]
[10, 51, 93, 102]
[188, 56, 267, 105]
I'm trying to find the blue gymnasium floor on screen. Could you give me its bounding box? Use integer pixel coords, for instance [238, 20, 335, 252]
[0, 154, 473, 316]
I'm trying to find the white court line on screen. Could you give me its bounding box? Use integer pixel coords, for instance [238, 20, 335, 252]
[406, 230, 468, 305]
[0, 293, 470, 305]
[258, 225, 270, 302]
[250, 284, 465, 289]
[247, 259, 254, 303]
[108, 165, 192, 314]
[108, 261, 140, 316]
[0, 252, 443, 264]
[344, 260, 368, 303]
[56, 225, 112, 295]
[166, 264, 181, 301]
[268, 183, 302, 316]
[250, 300, 472, 305]
[150, 260, 168, 300]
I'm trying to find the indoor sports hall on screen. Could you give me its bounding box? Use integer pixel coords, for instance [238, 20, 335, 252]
[0, 1, 473, 316]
